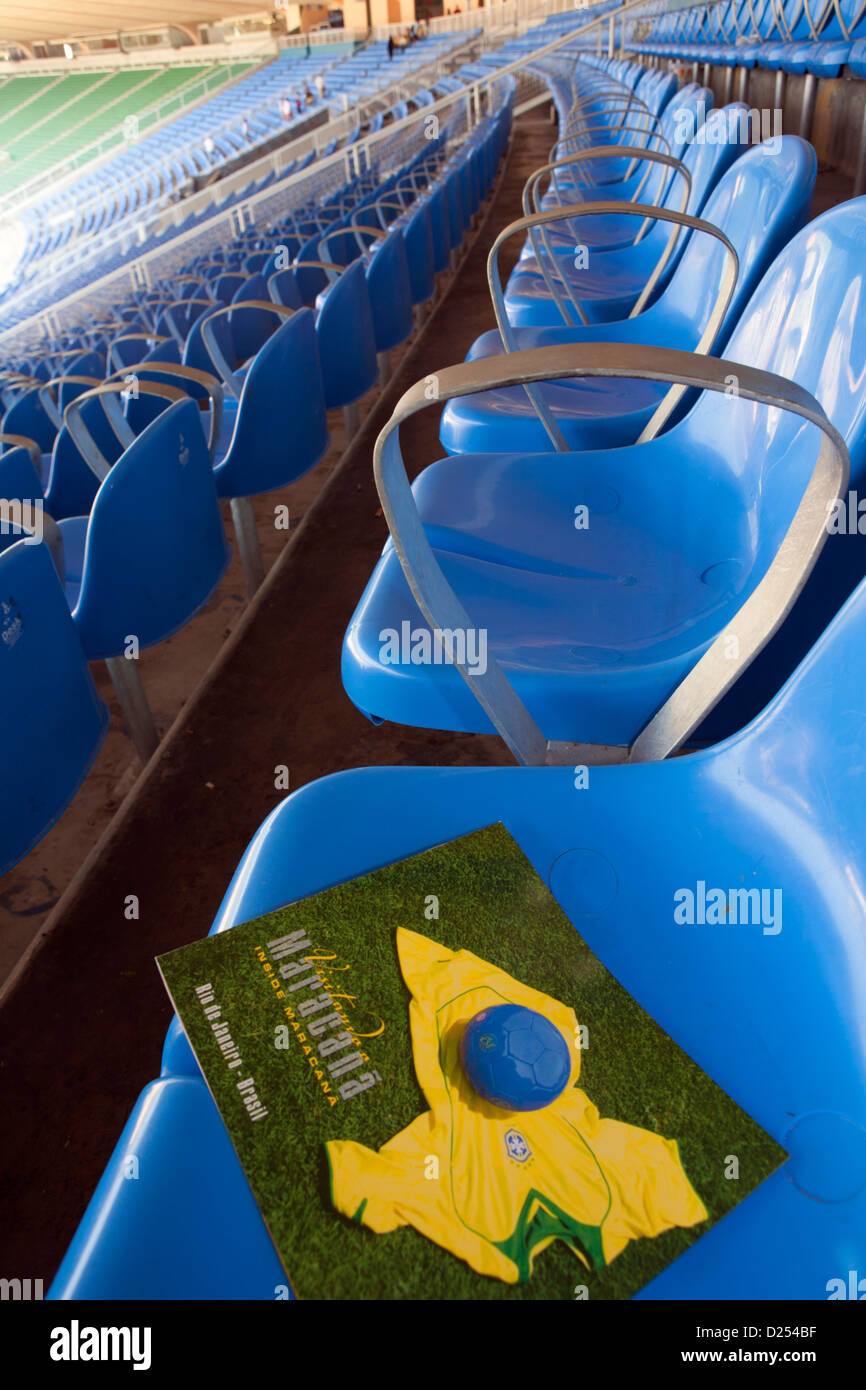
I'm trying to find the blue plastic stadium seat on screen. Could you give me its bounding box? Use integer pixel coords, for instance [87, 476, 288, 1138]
[342, 197, 865, 751]
[50, 568, 866, 1298]
[0, 536, 107, 875]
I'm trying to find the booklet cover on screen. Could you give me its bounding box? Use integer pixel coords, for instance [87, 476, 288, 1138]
[157, 823, 786, 1300]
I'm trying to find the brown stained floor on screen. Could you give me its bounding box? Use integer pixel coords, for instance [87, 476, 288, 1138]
[0, 108, 854, 1287]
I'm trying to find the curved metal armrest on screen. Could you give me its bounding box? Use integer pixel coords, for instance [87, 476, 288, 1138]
[560, 102, 658, 148]
[107, 361, 224, 458]
[550, 119, 669, 176]
[510, 177, 696, 336]
[315, 225, 376, 263]
[564, 96, 657, 140]
[374, 343, 848, 766]
[37, 376, 102, 430]
[291, 261, 344, 275]
[0, 432, 43, 474]
[108, 334, 169, 379]
[370, 195, 413, 227]
[487, 199, 736, 448]
[343, 223, 389, 255]
[523, 143, 684, 227]
[63, 380, 187, 482]
[163, 297, 216, 348]
[200, 300, 294, 398]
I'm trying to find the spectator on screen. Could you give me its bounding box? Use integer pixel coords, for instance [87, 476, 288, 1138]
[279, 95, 292, 121]
[204, 134, 216, 164]
[388, 35, 395, 61]
[314, 73, 325, 101]
[303, 82, 314, 105]
[241, 116, 250, 142]
[295, 93, 302, 112]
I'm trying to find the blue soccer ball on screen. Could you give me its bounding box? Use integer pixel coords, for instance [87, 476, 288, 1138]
[459, 1004, 571, 1111]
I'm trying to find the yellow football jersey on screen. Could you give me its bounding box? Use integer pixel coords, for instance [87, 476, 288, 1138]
[326, 928, 707, 1284]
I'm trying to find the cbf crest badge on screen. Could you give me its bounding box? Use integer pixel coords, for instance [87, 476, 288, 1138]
[505, 1129, 531, 1163]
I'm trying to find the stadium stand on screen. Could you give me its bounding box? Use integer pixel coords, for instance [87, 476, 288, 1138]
[0, 63, 235, 199]
[0, 31, 479, 331]
[1, 0, 865, 1312]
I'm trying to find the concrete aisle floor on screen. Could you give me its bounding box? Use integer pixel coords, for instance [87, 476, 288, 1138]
[0, 105, 853, 1287]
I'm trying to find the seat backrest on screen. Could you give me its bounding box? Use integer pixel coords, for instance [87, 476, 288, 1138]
[676, 196, 866, 595]
[314, 260, 378, 409]
[294, 232, 329, 304]
[402, 201, 436, 305]
[0, 443, 43, 506]
[232, 272, 268, 305]
[214, 309, 329, 499]
[45, 395, 126, 521]
[72, 398, 230, 658]
[365, 227, 414, 354]
[0, 537, 107, 875]
[183, 305, 232, 374]
[211, 272, 246, 304]
[634, 68, 678, 119]
[637, 86, 714, 203]
[224, 297, 278, 368]
[267, 267, 303, 310]
[660, 135, 816, 346]
[3, 387, 56, 454]
[669, 103, 752, 220]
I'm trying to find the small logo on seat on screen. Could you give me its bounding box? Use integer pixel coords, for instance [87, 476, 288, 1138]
[1, 597, 22, 648]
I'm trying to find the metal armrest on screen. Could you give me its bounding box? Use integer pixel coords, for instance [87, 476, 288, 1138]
[37, 376, 102, 431]
[548, 120, 670, 193]
[200, 300, 294, 399]
[315, 225, 379, 263]
[338, 223, 389, 255]
[523, 143, 684, 230]
[107, 361, 224, 458]
[563, 93, 657, 141]
[370, 195, 414, 229]
[107, 335, 169, 375]
[63, 380, 187, 481]
[0, 432, 43, 475]
[487, 198, 735, 449]
[373, 343, 848, 766]
[163, 298, 215, 349]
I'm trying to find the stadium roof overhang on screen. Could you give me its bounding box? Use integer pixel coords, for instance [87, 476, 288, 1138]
[0, 4, 276, 45]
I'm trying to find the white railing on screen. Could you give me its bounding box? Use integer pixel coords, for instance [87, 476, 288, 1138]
[278, 30, 365, 49]
[0, 36, 279, 75]
[0, 33, 483, 338]
[10, 74, 507, 353]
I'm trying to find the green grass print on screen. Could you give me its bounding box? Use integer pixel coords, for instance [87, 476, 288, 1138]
[158, 824, 785, 1300]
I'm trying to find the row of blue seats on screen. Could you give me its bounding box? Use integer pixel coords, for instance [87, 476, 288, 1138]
[45, 46, 866, 1300]
[630, 0, 866, 81]
[0, 85, 514, 870]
